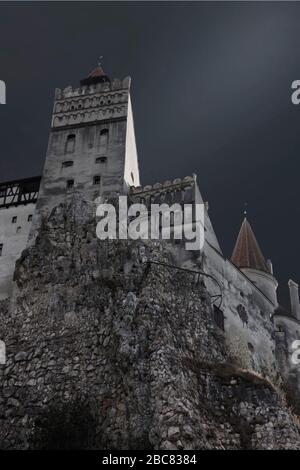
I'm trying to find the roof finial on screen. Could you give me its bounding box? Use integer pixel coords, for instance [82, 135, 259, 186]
[244, 202, 247, 218]
[98, 56, 103, 67]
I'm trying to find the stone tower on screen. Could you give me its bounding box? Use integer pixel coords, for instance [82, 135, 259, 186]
[231, 216, 278, 307]
[30, 66, 140, 240]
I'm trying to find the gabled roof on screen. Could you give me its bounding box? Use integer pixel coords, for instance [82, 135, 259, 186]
[231, 217, 269, 273]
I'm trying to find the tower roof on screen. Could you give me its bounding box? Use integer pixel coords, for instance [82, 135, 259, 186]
[88, 65, 106, 78]
[231, 217, 269, 273]
[80, 65, 110, 86]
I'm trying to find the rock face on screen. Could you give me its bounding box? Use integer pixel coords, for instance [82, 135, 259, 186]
[0, 200, 300, 449]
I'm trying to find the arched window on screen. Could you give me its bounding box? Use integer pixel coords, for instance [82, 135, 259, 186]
[100, 129, 109, 151]
[65, 134, 76, 154]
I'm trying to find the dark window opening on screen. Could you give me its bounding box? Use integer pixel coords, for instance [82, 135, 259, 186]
[12, 216, 17, 224]
[95, 156, 107, 164]
[100, 129, 109, 150]
[28, 214, 33, 222]
[62, 161, 74, 168]
[213, 305, 225, 331]
[16, 226, 22, 234]
[67, 179, 74, 189]
[275, 326, 287, 342]
[0, 244, 3, 256]
[131, 172, 135, 184]
[65, 134, 76, 154]
[93, 176, 101, 186]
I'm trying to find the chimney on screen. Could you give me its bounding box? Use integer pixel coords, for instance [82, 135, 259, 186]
[288, 279, 300, 321]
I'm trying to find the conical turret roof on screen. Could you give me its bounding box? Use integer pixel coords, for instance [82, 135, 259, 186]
[231, 217, 269, 273]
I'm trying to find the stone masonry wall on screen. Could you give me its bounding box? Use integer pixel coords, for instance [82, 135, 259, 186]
[0, 199, 299, 449]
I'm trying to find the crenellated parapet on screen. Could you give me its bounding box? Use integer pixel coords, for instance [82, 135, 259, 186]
[52, 76, 131, 129]
[54, 76, 131, 100]
[129, 175, 196, 207]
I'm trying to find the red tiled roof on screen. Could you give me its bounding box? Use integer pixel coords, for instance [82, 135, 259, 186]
[88, 65, 106, 78]
[231, 218, 269, 273]
[80, 66, 110, 86]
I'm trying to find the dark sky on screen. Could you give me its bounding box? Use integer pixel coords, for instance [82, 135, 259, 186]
[0, 1, 299, 305]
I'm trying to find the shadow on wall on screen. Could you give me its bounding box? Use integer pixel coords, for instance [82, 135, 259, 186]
[29, 400, 97, 450]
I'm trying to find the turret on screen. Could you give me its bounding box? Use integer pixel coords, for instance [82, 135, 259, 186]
[231, 217, 278, 306]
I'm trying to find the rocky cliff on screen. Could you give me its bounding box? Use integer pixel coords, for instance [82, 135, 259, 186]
[0, 199, 299, 449]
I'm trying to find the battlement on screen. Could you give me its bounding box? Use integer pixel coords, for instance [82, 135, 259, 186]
[54, 76, 131, 100]
[129, 176, 196, 208]
[52, 77, 131, 129]
[130, 175, 195, 195]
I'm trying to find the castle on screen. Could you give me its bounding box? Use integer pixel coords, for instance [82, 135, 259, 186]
[0, 66, 299, 391]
